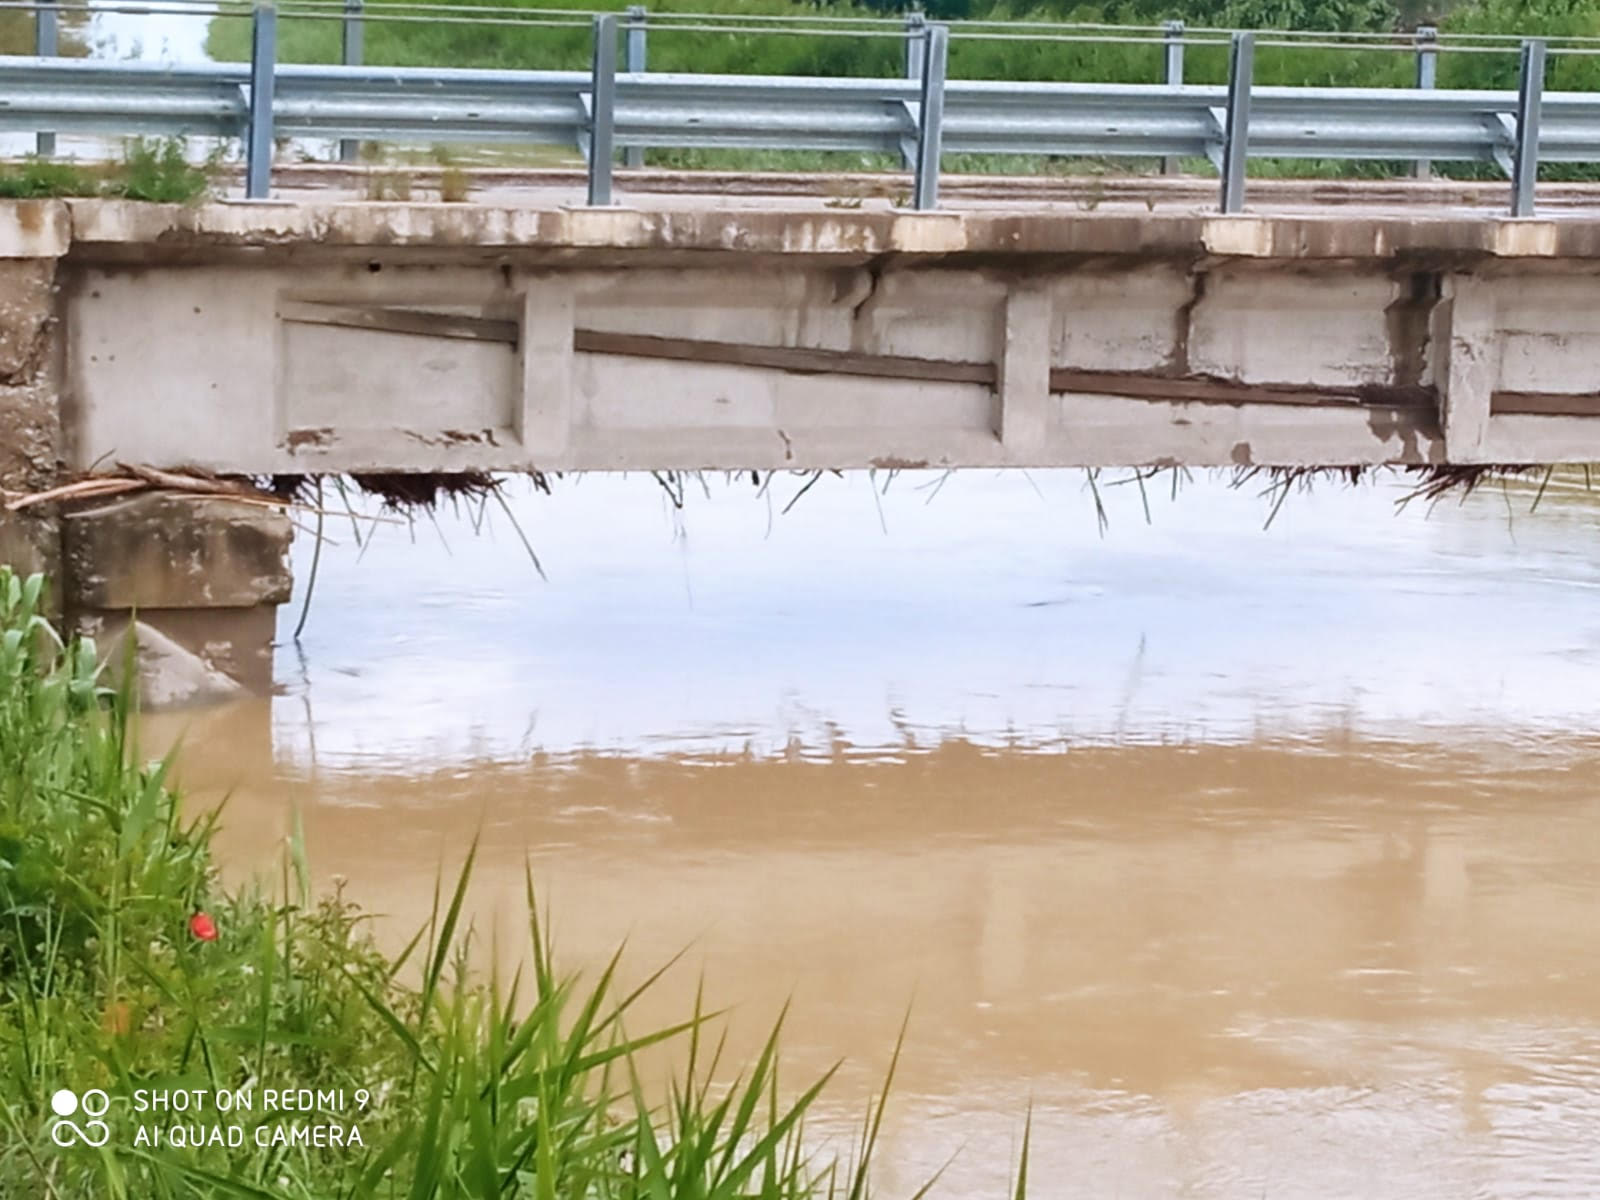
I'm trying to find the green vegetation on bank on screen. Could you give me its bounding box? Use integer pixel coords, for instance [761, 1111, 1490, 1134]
[0, 567, 987, 1199]
[0, 140, 216, 203]
[205, 0, 1600, 91]
[0, 7, 88, 59]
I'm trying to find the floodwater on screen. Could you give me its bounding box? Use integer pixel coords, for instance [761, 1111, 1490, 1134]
[148, 469, 1600, 1199]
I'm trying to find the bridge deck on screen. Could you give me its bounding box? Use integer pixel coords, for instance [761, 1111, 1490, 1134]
[12, 176, 1600, 473]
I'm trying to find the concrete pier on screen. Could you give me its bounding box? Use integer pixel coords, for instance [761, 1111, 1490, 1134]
[8, 178, 1600, 691]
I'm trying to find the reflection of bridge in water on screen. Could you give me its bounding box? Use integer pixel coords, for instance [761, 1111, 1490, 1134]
[153, 701, 1600, 1199]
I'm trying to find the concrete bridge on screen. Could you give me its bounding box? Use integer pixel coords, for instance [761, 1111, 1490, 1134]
[5, 176, 1600, 696]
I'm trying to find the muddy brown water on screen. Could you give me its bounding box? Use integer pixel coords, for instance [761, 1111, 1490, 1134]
[146, 470, 1600, 1199]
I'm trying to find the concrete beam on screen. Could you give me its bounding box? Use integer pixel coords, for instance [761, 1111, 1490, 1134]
[55, 198, 1600, 268]
[0, 201, 70, 260]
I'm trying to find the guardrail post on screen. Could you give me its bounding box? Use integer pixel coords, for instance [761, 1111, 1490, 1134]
[1511, 38, 1545, 217]
[902, 10, 927, 171]
[587, 13, 618, 206]
[905, 11, 927, 80]
[247, 2, 277, 199]
[1220, 31, 1253, 214]
[1161, 20, 1183, 175]
[1412, 25, 1437, 179]
[623, 6, 646, 168]
[913, 23, 947, 211]
[339, 0, 363, 163]
[35, 0, 57, 156]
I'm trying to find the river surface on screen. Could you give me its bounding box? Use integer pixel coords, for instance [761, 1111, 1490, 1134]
[147, 469, 1600, 1199]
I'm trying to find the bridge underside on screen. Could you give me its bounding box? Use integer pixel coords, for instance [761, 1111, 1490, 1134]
[42, 196, 1600, 472]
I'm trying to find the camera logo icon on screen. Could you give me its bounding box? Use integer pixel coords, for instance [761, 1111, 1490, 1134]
[49, 1089, 111, 1148]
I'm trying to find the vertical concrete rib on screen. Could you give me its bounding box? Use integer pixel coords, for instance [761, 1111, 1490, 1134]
[997, 284, 1053, 460]
[1436, 275, 1498, 463]
[518, 279, 576, 458]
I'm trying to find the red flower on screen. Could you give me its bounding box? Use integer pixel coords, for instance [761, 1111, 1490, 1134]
[188, 912, 218, 942]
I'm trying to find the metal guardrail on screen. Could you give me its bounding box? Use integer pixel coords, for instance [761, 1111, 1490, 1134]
[0, 3, 1584, 216]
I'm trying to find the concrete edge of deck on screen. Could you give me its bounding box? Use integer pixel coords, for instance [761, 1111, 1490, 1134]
[3, 192, 1600, 263]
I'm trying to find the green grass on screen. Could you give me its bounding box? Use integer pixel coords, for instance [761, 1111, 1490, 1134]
[202, 0, 1596, 87]
[0, 7, 90, 58]
[201, 0, 1412, 83]
[0, 141, 216, 204]
[0, 158, 104, 199]
[0, 567, 1024, 1199]
[112, 139, 219, 204]
[207, 0, 907, 75]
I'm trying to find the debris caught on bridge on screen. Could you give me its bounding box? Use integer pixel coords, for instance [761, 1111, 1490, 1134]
[5, 464, 1585, 540]
[1227, 464, 1560, 531]
[4, 464, 293, 514]
[2, 465, 546, 521]
[267, 469, 540, 513]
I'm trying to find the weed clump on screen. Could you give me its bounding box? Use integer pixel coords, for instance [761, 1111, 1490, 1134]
[107, 137, 216, 204]
[0, 158, 103, 199]
[0, 139, 215, 204]
[439, 164, 472, 202]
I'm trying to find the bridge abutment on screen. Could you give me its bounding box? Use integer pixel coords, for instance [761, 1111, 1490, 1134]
[0, 224, 293, 701]
[0, 257, 65, 606]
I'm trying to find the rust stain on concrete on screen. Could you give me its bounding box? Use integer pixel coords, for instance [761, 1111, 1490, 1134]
[285, 427, 335, 450]
[871, 456, 930, 470]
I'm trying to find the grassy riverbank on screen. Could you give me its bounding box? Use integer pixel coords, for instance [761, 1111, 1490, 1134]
[0, 8, 88, 59]
[0, 567, 971, 1198]
[204, 0, 1600, 91]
